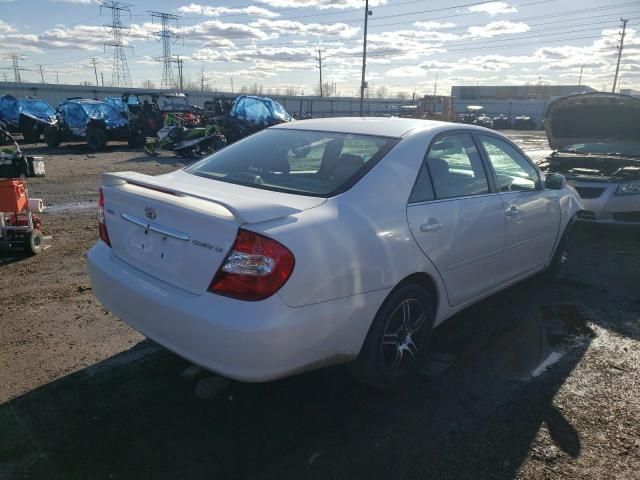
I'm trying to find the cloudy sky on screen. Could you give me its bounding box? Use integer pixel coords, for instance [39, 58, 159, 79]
[0, 0, 638, 96]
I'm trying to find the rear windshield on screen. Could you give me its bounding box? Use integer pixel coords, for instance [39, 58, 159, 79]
[185, 128, 398, 196]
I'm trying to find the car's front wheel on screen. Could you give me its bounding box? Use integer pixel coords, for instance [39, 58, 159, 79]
[350, 283, 434, 389]
[43, 126, 61, 148]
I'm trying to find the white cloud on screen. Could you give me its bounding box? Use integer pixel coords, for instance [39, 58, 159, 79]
[468, 2, 517, 16]
[176, 4, 280, 19]
[178, 20, 273, 42]
[249, 18, 360, 38]
[0, 18, 15, 33]
[50, 0, 98, 4]
[414, 21, 457, 30]
[253, 0, 387, 10]
[467, 21, 529, 38]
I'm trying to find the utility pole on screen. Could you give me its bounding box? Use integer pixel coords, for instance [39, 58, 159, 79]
[55, 71, 59, 84]
[100, 1, 133, 87]
[317, 49, 324, 97]
[612, 18, 628, 93]
[101, 72, 105, 87]
[174, 55, 183, 91]
[149, 10, 180, 88]
[91, 58, 100, 86]
[433, 73, 438, 96]
[578, 64, 583, 87]
[4, 54, 28, 83]
[359, 0, 371, 116]
[230, 76, 234, 93]
[200, 65, 205, 92]
[37, 64, 45, 83]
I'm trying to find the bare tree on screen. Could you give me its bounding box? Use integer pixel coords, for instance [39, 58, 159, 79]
[396, 91, 409, 100]
[376, 85, 388, 99]
[142, 80, 156, 89]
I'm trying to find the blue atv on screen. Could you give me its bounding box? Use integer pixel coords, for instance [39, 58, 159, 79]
[43, 98, 130, 151]
[0, 95, 56, 144]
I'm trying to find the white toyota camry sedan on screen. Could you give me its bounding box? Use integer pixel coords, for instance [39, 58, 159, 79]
[87, 118, 582, 388]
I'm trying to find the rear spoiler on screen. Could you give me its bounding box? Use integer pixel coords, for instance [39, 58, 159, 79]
[101, 171, 303, 225]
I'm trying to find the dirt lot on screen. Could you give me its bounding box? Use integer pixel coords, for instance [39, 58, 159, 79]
[1, 132, 639, 479]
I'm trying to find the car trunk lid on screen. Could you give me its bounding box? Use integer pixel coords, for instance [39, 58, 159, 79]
[101, 170, 325, 294]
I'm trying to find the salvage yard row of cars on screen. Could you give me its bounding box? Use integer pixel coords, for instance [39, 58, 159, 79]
[0, 92, 294, 156]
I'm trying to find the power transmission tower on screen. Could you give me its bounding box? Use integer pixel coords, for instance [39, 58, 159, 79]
[149, 11, 180, 88]
[91, 58, 100, 87]
[3, 54, 28, 83]
[37, 64, 45, 83]
[359, 0, 371, 115]
[316, 49, 324, 97]
[612, 18, 628, 93]
[100, 1, 132, 87]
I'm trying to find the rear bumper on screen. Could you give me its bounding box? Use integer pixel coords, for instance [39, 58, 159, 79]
[87, 242, 385, 381]
[569, 179, 640, 226]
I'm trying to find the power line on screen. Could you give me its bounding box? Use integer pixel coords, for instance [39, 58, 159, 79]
[612, 18, 629, 93]
[91, 57, 100, 87]
[100, 1, 133, 87]
[149, 10, 181, 88]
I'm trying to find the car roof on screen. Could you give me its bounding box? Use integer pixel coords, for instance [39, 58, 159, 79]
[271, 116, 470, 138]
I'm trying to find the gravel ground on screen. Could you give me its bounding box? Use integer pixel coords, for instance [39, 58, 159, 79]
[0, 132, 639, 480]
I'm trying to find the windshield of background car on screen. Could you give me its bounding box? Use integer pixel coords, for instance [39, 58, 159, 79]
[80, 102, 123, 122]
[561, 142, 640, 157]
[156, 95, 190, 111]
[185, 128, 398, 196]
[18, 100, 54, 118]
[269, 100, 293, 122]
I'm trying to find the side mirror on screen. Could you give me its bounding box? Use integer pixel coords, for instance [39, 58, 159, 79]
[545, 173, 566, 190]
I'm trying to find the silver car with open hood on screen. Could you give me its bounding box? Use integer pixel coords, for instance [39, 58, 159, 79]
[539, 92, 640, 225]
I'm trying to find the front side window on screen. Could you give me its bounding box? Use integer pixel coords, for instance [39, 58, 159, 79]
[424, 133, 490, 200]
[479, 135, 540, 192]
[186, 128, 397, 196]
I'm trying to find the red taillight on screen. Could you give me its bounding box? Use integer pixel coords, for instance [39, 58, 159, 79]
[209, 229, 295, 301]
[98, 188, 111, 247]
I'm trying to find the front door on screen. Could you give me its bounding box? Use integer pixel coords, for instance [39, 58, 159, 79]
[477, 134, 561, 282]
[407, 133, 506, 307]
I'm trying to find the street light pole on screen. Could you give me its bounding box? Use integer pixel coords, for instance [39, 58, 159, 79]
[359, 0, 370, 116]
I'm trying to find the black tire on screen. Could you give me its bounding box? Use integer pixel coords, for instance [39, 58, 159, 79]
[349, 283, 435, 389]
[25, 229, 44, 255]
[22, 124, 41, 144]
[127, 132, 146, 148]
[547, 225, 570, 280]
[44, 126, 61, 148]
[86, 127, 107, 152]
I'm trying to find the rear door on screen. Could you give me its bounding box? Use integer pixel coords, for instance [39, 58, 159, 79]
[477, 134, 561, 282]
[407, 132, 506, 307]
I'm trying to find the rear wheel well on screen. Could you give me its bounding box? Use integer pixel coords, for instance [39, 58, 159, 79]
[395, 272, 439, 317]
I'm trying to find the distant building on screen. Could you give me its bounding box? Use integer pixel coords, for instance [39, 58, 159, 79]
[620, 88, 640, 97]
[451, 85, 596, 101]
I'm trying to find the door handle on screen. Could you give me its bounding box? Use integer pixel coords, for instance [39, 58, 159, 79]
[505, 205, 520, 216]
[420, 220, 443, 232]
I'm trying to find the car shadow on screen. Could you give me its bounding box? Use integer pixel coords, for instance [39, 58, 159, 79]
[1, 226, 636, 480]
[21, 142, 137, 157]
[0, 250, 30, 267]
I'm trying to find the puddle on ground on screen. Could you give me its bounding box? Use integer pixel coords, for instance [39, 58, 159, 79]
[420, 304, 595, 381]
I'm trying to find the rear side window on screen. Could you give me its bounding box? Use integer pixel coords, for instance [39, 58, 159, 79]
[186, 128, 397, 196]
[423, 133, 490, 200]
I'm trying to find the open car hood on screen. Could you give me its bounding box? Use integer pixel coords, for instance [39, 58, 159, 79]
[544, 93, 640, 153]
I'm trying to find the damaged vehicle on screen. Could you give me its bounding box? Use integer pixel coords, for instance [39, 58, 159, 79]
[459, 106, 494, 129]
[44, 98, 130, 151]
[0, 95, 56, 144]
[539, 92, 640, 225]
[213, 95, 294, 144]
[145, 113, 227, 158]
[123, 92, 202, 146]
